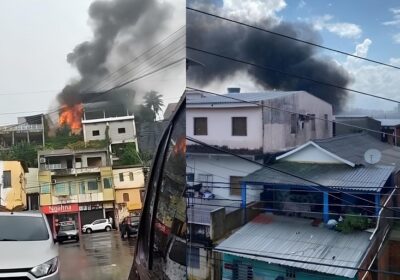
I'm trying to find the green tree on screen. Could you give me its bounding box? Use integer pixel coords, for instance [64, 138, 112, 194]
[120, 143, 142, 165]
[0, 142, 38, 167]
[144, 91, 164, 121]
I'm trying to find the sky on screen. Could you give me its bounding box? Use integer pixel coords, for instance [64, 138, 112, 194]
[0, 0, 184, 125]
[188, 0, 400, 113]
[1, 0, 399, 125]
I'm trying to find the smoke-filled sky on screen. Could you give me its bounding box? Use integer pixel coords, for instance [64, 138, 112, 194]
[187, 0, 400, 113]
[0, 0, 184, 125]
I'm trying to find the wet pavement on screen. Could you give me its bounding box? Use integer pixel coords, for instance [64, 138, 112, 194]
[59, 231, 135, 280]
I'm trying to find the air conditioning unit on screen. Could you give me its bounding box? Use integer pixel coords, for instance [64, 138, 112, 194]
[39, 158, 46, 164]
[51, 179, 57, 184]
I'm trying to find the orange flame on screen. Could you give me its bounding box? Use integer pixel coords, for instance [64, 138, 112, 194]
[59, 103, 83, 134]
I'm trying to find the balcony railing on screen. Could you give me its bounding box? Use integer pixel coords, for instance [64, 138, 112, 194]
[43, 165, 101, 174]
[0, 124, 43, 132]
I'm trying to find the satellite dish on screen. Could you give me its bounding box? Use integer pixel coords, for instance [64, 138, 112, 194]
[364, 149, 382, 164]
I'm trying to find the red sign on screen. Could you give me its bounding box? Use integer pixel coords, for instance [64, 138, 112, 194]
[41, 203, 79, 214]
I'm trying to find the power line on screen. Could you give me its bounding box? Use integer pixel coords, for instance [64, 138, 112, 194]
[186, 7, 400, 71]
[187, 87, 400, 140]
[80, 25, 185, 93]
[0, 27, 185, 129]
[188, 202, 400, 220]
[187, 46, 400, 104]
[186, 136, 400, 216]
[186, 243, 400, 277]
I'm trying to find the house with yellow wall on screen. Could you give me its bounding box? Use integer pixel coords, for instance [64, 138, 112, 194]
[37, 148, 115, 231]
[0, 161, 28, 211]
[112, 165, 145, 223]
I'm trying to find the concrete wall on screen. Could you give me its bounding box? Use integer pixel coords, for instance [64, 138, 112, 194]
[222, 253, 354, 280]
[83, 118, 137, 145]
[26, 168, 39, 193]
[334, 117, 381, 140]
[186, 154, 262, 202]
[187, 107, 263, 150]
[113, 167, 145, 190]
[263, 92, 332, 153]
[0, 161, 27, 210]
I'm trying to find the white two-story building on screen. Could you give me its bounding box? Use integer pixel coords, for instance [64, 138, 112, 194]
[186, 88, 333, 202]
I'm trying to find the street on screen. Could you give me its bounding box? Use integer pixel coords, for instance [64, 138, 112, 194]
[59, 231, 135, 280]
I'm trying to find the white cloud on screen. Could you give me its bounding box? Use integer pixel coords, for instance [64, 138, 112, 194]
[223, 0, 287, 24]
[383, 8, 400, 26]
[341, 39, 400, 110]
[354, 38, 372, 57]
[393, 33, 400, 44]
[312, 14, 362, 39]
[298, 0, 306, 9]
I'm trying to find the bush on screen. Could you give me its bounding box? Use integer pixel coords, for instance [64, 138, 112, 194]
[336, 214, 371, 233]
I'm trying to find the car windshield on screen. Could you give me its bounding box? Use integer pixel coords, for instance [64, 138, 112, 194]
[60, 225, 75, 231]
[0, 216, 49, 241]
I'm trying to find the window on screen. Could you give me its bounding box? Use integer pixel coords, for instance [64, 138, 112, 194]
[309, 114, 316, 131]
[2, 170, 11, 188]
[87, 181, 98, 191]
[54, 183, 69, 195]
[87, 157, 102, 167]
[119, 173, 124, 182]
[118, 127, 126, 134]
[0, 216, 49, 241]
[194, 117, 207, 135]
[92, 130, 100, 136]
[123, 193, 130, 202]
[186, 173, 194, 183]
[103, 178, 112, 189]
[291, 114, 297, 134]
[69, 182, 78, 195]
[80, 182, 86, 194]
[40, 183, 50, 194]
[232, 117, 247, 136]
[230, 176, 243, 196]
[129, 172, 134, 181]
[286, 269, 296, 279]
[324, 114, 329, 130]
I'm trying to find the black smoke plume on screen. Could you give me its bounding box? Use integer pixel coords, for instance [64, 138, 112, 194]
[57, 0, 172, 111]
[187, 6, 351, 112]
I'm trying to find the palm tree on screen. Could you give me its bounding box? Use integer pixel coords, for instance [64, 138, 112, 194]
[143, 91, 164, 121]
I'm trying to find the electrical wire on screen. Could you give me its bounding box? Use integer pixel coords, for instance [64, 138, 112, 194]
[186, 7, 400, 71]
[187, 87, 400, 140]
[187, 46, 400, 105]
[186, 136, 400, 216]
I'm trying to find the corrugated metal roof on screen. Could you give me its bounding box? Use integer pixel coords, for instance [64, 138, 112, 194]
[215, 213, 371, 278]
[314, 133, 400, 171]
[242, 162, 394, 192]
[187, 91, 301, 105]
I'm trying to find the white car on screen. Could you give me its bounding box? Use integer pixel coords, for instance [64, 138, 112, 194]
[82, 219, 112, 234]
[0, 211, 60, 280]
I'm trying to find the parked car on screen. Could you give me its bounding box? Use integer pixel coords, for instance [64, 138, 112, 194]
[119, 216, 139, 238]
[0, 211, 60, 279]
[82, 219, 112, 234]
[56, 221, 79, 243]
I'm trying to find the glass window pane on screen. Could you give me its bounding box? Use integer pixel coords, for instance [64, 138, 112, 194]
[88, 181, 98, 191]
